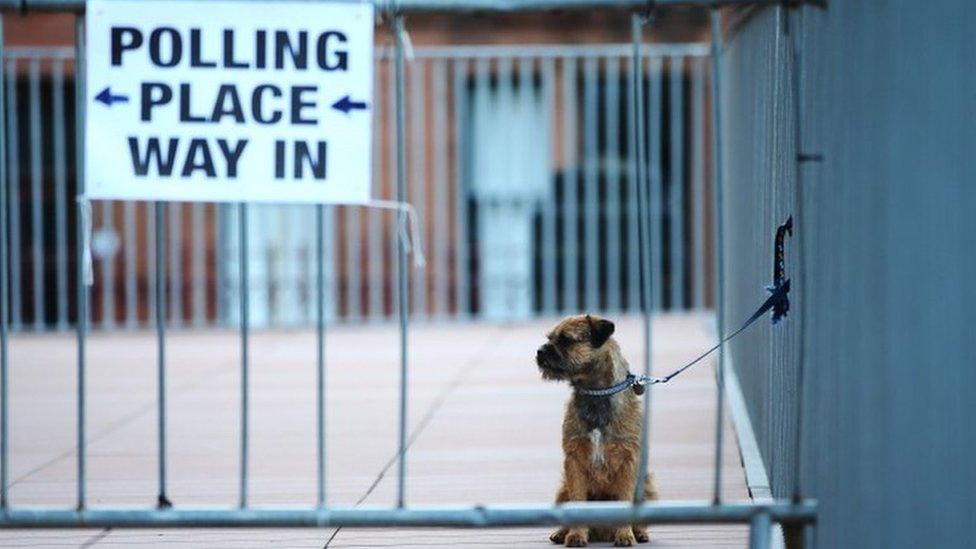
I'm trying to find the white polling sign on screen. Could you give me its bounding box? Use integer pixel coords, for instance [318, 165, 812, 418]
[85, 0, 373, 204]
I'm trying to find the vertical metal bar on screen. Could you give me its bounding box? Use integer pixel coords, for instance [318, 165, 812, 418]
[647, 56, 662, 312]
[469, 57, 488, 313]
[52, 60, 68, 330]
[238, 202, 249, 508]
[74, 15, 88, 511]
[625, 54, 640, 313]
[0, 12, 8, 508]
[604, 56, 621, 313]
[387, 55, 399, 321]
[787, 4, 808, 505]
[452, 58, 469, 318]
[582, 56, 599, 312]
[28, 59, 43, 330]
[631, 13, 654, 504]
[409, 58, 426, 320]
[749, 512, 772, 549]
[168, 203, 182, 327]
[99, 201, 114, 327]
[669, 56, 685, 310]
[123, 202, 136, 328]
[560, 56, 578, 313]
[315, 204, 326, 508]
[709, 7, 728, 506]
[154, 201, 170, 508]
[540, 57, 557, 316]
[191, 203, 205, 326]
[691, 57, 705, 310]
[393, 14, 410, 508]
[146, 204, 156, 327]
[432, 59, 449, 318]
[346, 205, 361, 321]
[214, 204, 224, 325]
[368, 60, 383, 322]
[5, 59, 20, 331]
[494, 56, 512, 316]
[323, 205, 337, 323]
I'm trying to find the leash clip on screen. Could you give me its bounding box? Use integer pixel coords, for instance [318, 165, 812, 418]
[631, 375, 666, 395]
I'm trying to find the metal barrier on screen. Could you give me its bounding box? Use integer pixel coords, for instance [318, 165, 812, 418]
[0, 0, 817, 547]
[2, 46, 713, 329]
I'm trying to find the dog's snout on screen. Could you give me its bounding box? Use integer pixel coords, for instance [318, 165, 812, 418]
[535, 343, 550, 360]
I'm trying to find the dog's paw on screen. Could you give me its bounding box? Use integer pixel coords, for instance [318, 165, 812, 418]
[613, 528, 637, 547]
[549, 527, 568, 544]
[632, 526, 650, 543]
[564, 529, 588, 547]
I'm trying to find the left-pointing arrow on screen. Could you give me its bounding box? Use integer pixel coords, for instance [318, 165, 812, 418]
[331, 95, 369, 114]
[95, 86, 129, 107]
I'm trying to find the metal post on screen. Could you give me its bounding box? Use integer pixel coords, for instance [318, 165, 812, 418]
[708, 7, 728, 505]
[28, 59, 43, 330]
[668, 56, 685, 309]
[408, 57, 426, 320]
[604, 55, 621, 313]
[452, 58, 470, 318]
[100, 201, 114, 327]
[155, 201, 170, 508]
[748, 511, 772, 549]
[238, 203, 249, 508]
[691, 57, 705, 309]
[787, 4, 808, 506]
[582, 56, 599, 312]
[53, 59, 68, 329]
[393, 13, 410, 509]
[4, 59, 18, 332]
[124, 202, 136, 327]
[0, 12, 7, 509]
[631, 12, 654, 504]
[560, 55, 578, 313]
[315, 204, 326, 508]
[540, 57, 557, 315]
[74, 14, 88, 511]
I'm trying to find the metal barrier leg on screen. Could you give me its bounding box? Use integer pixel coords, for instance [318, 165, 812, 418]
[708, 7, 728, 506]
[630, 12, 654, 504]
[74, 14, 88, 511]
[238, 202, 249, 509]
[0, 11, 8, 510]
[316, 204, 326, 508]
[749, 512, 771, 549]
[155, 202, 171, 508]
[393, 13, 410, 510]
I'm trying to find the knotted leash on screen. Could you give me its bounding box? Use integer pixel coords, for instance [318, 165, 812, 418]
[577, 280, 791, 397]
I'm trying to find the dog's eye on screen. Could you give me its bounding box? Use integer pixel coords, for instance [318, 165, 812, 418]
[558, 334, 578, 346]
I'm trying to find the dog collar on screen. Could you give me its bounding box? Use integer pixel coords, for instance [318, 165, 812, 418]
[575, 373, 664, 397]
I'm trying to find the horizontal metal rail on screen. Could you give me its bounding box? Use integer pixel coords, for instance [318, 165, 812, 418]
[379, 42, 711, 59]
[0, 501, 817, 528]
[3, 43, 709, 61]
[0, 0, 805, 13]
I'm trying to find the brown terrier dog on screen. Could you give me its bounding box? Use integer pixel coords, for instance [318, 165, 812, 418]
[536, 314, 657, 547]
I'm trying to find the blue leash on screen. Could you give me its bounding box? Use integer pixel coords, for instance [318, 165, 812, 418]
[577, 280, 791, 397]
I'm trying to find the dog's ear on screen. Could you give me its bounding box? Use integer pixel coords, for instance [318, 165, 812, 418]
[587, 315, 615, 348]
